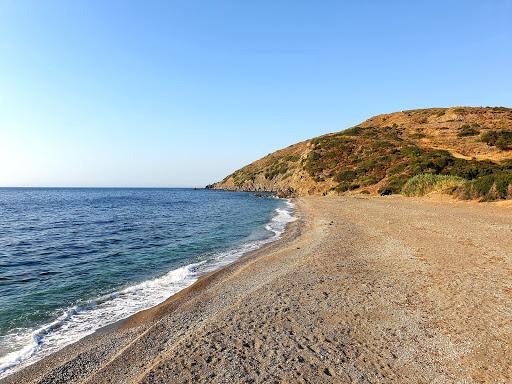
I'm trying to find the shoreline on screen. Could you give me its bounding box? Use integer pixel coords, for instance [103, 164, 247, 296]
[0, 198, 302, 382]
[119, 200, 302, 330]
[98, 197, 302, 333]
[3, 195, 511, 383]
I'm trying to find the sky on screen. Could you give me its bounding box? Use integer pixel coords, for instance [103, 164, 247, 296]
[0, 1, 511, 187]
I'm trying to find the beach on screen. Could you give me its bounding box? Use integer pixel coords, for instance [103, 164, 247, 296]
[3, 195, 511, 383]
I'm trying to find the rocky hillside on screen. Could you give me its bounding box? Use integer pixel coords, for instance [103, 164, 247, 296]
[207, 107, 512, 200]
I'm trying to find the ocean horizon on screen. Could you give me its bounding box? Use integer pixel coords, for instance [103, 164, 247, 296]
[0, 188, 294, 377]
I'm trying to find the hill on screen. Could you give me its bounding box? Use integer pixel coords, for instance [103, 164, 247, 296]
[207, 107, 512, 200]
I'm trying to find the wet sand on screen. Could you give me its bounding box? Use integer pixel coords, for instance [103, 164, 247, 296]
[3, 196, 511, 383]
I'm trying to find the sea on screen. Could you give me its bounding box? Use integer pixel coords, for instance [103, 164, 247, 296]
[0, 188, 294, 377]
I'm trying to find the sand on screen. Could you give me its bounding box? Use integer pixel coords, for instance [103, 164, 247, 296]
[2, 195, 511, 383]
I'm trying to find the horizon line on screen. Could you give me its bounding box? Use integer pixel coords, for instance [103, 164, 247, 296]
[0, 186, 209, 189]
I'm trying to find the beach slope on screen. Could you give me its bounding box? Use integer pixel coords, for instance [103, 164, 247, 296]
[3, 196, 511, 383]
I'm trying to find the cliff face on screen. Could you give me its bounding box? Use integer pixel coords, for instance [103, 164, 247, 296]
[207, 107, 512, 197]
[207, 140, 325, 197]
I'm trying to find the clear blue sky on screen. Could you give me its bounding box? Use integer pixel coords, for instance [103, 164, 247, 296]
[1, 1, 511, 187]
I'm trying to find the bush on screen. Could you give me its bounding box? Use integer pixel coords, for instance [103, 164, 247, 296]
[264, 163, 288, 180]
[283, 155, 300, 162]
[472, 175, 495, 196]
[481, 130, 512, 149]
[495, 175, 512, 197]
[335, 182, 351, 192]
[299, 122, 512, 200]
[304, 152, 322, 176]
[334, 170, 357, 182]
[341, 126, 363, 136]
[496, 137, 510, 150]
[401, 174, 467, 197]
[462, 174, 512, 201]
[381, 175, 410, 194]
[481, 131, 498, 146]
[360, 176, 381, 186]
[443, 158, 495, 180]
[458, 124, 480, 137]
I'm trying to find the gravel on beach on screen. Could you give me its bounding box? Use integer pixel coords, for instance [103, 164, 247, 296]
[3, 195, 511, 383]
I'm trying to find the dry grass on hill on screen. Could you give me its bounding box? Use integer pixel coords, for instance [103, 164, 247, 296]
[209, 107, 512, 200]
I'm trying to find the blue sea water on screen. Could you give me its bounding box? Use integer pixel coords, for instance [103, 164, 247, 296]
[0, 188, 294, 376]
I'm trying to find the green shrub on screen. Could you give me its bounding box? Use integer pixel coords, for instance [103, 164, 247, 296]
[481, 130, 512, 149]
[304, 152, 321, 176]
[458, 124, 480, 137]
[334, 181, 361, 193]
[283, 155, 300, 162]
[341, 126, 363, 136]
[334, 170, 357, 182]
[462, 174, 512, 200]
[444, 158, 496, 179]
[481, 131, 497, 146]
[381, 175, 410, 194]
[335, 182, 351, 192]
[372, 140, 394, 149]
[473, 175, 495, 196]
[401, 174, 467, 197]
[356, 159, 378, 172]
[495, 175, 512, 197]
[298, 122, 512, 200]
[496, 137, 510, 150]
[360, 176, 381, 186]
[232, 167, 259, 185]
[264, 163, 288, 180]
[501, 160, 512, 170]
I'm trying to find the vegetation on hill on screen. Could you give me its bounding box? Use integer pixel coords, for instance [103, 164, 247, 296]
[481, 130, 512, 150]
[208, 107, 512, 201]
[401, 174, 466, 197]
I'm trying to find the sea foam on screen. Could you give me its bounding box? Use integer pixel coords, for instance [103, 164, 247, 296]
[0, 199, 295, 377]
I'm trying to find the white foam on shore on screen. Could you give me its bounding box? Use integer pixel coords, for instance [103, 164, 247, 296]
[0, 199, 295, 378]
